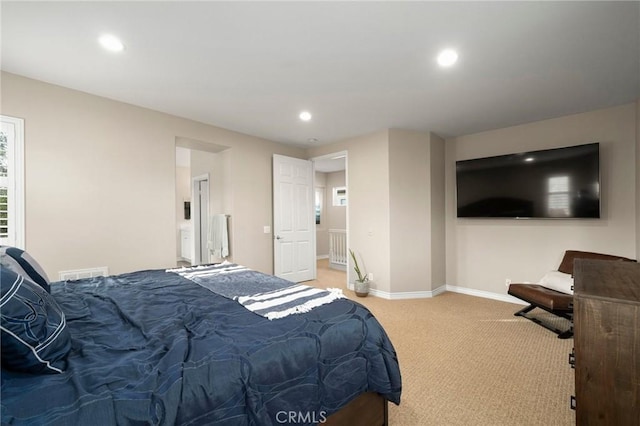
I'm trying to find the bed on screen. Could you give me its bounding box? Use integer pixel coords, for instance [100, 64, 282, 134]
[1, 255, 402, 425]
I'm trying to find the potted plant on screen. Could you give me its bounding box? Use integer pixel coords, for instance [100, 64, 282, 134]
[349, 249, 370, 297]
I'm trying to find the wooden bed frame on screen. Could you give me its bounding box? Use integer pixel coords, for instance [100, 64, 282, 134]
[325, 392, 388, 426]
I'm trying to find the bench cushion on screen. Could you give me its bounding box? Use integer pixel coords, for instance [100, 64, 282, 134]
[508, 284, 573, 312]
[557, 250, 635, 275]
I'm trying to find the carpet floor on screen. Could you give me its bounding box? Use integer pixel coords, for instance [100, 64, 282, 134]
[310, 259, 575, 426]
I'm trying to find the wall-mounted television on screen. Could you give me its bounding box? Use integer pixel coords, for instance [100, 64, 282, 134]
[456, 143, 600, 219]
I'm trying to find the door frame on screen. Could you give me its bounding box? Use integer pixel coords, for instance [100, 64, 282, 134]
[310, 150, 349, 289]
[191, 173, 209, 265]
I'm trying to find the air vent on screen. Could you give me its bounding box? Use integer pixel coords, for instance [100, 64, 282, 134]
[58, 267, 109, 281]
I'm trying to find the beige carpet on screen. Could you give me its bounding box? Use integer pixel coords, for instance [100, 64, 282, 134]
[310, 259, 575, 426]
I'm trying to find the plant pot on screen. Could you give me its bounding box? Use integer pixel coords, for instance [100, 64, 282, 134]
[354, 280, 369, 297]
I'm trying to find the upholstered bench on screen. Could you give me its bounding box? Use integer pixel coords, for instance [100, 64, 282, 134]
[508, 250, 636, 338]
[508, 284, 574, 338]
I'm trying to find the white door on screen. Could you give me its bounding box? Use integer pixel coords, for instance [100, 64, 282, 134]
[191, 174, 209, 265]
[198, 179, 210, 262]
[273, 155, 315, 282]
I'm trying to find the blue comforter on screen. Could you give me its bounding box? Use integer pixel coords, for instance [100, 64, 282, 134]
[1, 268, 401, 425]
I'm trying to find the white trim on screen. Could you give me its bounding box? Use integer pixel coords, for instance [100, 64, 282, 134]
[316, 254, 329, 260]
[360, 284, 447, 300]
[445, 284, 528, 305]
[354, 283, 527, 303]
[0, 115, 25, 248]
[328, 262, 347, 272]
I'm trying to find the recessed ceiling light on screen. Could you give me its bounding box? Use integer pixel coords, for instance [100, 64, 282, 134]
[437, 49, 458, 67]
[99, 34, 125, 52]
[299, 111, 312, 122]
[308, 138, 319, 143]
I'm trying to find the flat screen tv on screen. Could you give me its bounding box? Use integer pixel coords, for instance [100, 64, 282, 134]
[456, 143, 600, 219]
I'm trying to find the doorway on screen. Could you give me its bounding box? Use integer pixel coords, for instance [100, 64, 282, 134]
[311, 151, 348, 288]
[175, 138, 230, 267]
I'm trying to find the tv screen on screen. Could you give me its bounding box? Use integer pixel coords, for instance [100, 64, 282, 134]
[456, 143, 600, 219]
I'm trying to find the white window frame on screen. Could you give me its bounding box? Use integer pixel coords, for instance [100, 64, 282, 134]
[0, 115, 25, 248]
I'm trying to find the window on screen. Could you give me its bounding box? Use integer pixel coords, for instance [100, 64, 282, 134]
[547, 176, 570, 217]
[0, 115, 25, 247]
[333, 186, 347, 206]
[315, 188, 323, 225]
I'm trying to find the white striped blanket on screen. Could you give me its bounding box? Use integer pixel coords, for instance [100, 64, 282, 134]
[237, 284, 344, 320]
[167, 263, 345, 320]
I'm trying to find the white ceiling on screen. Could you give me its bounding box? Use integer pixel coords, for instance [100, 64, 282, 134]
[2, 2, 639, 148]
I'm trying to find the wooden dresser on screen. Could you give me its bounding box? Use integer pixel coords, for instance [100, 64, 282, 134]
[572, 259, 640, 425]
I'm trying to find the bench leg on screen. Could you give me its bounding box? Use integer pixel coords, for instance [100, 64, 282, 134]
[556, 328, 573, 339]
[514, 305, 573, 339]
[513, 304, 536, 317]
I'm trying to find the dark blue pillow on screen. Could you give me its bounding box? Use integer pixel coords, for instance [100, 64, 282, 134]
[0, 246, 50, 292]
[1, 267, 71, 374]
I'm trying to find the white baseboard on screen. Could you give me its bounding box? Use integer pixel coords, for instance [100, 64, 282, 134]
[445, 284, 527, 305]
[365, 284, 447, 300]
[357, 283, 525, 304]
[329, 262, 347, 272]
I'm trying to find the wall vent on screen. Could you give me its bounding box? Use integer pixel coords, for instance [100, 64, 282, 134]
[59, 267, 109, 281]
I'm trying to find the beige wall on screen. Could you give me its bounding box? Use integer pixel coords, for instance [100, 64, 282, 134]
[308, 129, 443, 295]
[314, 172, 328, 256]
[4, 71, 635, 298]
[190, 149, 227, 217]
[190, 149, 231, 263]
[314, 171, 346, 257]
[314, 172, 329, 256]
[637, 99, 640, 257]
[326, 171, 347, 230]
[446, 103, 638, 296]
[388, 130, 431, 293]
[429, 133, 446, 288]
[307, 130, 392, 292]
[1, 72, 304, 278]
[387, 130, 446, 294]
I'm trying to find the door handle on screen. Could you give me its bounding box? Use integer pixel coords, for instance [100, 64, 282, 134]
[275, 235, 283, 240]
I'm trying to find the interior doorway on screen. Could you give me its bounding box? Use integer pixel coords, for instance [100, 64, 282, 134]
[174, 138, 231, 267]
[311, 151, 348, 288]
